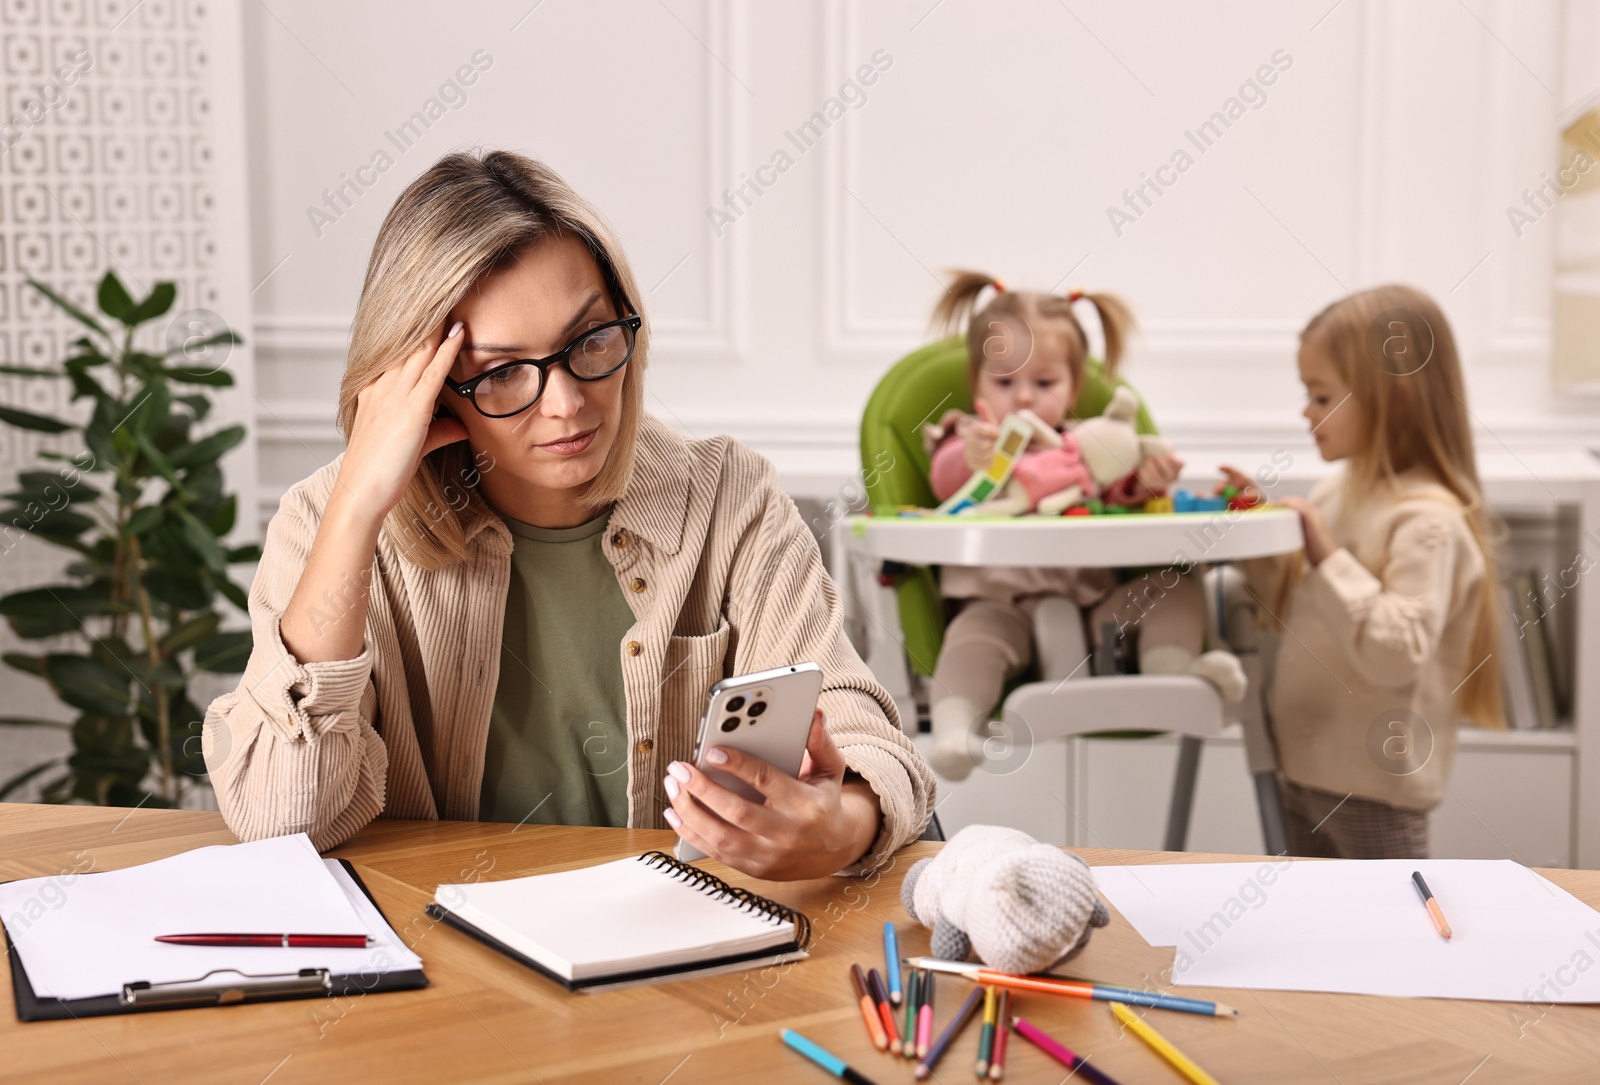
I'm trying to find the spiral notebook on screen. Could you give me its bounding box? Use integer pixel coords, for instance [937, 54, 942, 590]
[426, 852, 812, 992]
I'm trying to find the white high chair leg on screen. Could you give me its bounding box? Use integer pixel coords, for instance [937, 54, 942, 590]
[1033, 595, 1089, 682]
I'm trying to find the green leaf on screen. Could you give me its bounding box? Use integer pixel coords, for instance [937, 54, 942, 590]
[15, 471, 101, 503]
[168, 424, 245, 470]
[0, 405, 73, 433]
[127, 282, 176, 325]
[176, 394, 212, 422]
[226, 542, 262, 564]
[97, 271, 136, 323]
[3, 651, 48, 677]
[177, 510, 227, 574]
[27, 278, 108, 338]
[0, 363, 65, 379]
[162, 366, 234, 387]
[207, 494, 237, 537]
[0, 584, 116, 638]
[124, 505, 164, 537]
[44, 653, 136, 716]
[211, 574, 248, 611]
[0, 759, 64, 801]
[194, 630, 251, 673]
[167, 330, 241, 355]
[136, 432, 181, 488]
[143, 568, 212, 610]
[0, 716, 69, 729]
[160, 611, 219, 653]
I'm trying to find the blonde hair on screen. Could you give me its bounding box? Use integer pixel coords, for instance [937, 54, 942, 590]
[338, 150, 649, 570]
[1302, 284, 1505, 727]
[929, 269, 1136, 402]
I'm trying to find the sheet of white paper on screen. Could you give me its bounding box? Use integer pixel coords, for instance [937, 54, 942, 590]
[1168, 858, 1600, 1003]
[1094, 861, 1291, 946]
[0, 834, 420, 1001]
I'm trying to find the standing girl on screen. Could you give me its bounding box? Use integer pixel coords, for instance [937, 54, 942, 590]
[1223, 283, 1503, 859]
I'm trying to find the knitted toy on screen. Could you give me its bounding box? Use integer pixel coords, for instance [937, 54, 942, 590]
[901, 824, 1110, 974]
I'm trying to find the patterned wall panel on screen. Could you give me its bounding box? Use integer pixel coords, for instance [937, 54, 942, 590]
[0, 0, 223, 791]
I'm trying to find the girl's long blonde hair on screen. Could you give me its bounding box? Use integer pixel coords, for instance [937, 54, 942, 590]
[1302, 284, 1505, 727]
[338, 150, 649, 570]
[929, 270, 1135, 405]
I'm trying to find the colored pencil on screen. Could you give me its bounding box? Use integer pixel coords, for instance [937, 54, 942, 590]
[1110, 1001, 1221, 1085]
[850, 963, 889, 1051]
[867, 968, 903, 1054]
[906, 957, 1238, 1018]
[884, 922, 903, 1005]
[1011, 1016, 1124, 1085]
[915, 984, 984, 1081]
[916, 969, 933, 1059]
[975, 984, 997, 1076]
[780, 1028, 882, 1085]
[902, 968, 920, 1059]
[987, 989, 1010, 1080]
[1412, 870, 1453, 940]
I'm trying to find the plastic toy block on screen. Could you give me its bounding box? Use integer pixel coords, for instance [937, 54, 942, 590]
[1172, 489, 1198, 513]
[1064, 505, 1092, 516]
[1085, 498, 1105, 515]
[1228, 492, 1261, 511]
[1144, 495, 1174, 514]
[1220, 485, 1238, 499]
[1196, 496, 1228, 512]
[1106, 504, 1129, 515]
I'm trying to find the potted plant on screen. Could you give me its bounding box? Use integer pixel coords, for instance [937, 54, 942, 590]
[0, 271, 257, 808]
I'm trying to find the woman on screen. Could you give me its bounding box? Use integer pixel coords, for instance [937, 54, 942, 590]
[203, 151, 934, 879]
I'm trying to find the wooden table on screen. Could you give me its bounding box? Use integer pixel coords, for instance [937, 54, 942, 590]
[4, 805, 1599, 1085]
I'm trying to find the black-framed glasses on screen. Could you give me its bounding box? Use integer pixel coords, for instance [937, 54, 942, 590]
[444, 314, 642, 418]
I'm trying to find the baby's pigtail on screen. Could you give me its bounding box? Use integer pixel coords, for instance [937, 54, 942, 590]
[930, 269, 1004, 338]
[1078, 291, 1136, 377]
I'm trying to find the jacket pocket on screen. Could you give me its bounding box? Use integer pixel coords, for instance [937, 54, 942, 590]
[658, 617, 731, 764]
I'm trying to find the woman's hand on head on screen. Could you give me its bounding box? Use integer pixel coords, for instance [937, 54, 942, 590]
[958, 400, 1001, 473]
[662, 710, 882, 881]
[336, 321, 472, 521]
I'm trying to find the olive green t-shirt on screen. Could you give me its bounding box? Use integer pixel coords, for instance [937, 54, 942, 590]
[478, 508, 637, 828]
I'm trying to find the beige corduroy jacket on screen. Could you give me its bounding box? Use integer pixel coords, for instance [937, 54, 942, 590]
[202, 414, 936, 872]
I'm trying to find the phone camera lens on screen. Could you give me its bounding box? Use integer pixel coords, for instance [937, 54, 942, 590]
[748, 701, 767, 717]
[725, 696, 746, 712]
[720, 716, 740, 732]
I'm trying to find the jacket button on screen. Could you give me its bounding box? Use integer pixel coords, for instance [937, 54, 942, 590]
[638, 738, 654, 754]
[625, 640, 642, 656]
[630, 577, 647, 593]
[611, 530, 629, 547]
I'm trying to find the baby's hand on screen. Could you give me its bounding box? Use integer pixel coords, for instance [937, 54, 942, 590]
[958, 401, 1000, 472]
[1218, 464, 1265, 507]
[1135, 452, 1183, 496]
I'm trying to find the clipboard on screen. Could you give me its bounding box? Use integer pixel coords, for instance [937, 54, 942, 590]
[5, 859, 428, 1021]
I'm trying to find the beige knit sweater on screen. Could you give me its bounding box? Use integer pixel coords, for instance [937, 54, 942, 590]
[202, 414, 936, 872]
[1247, 467, 1488, 810]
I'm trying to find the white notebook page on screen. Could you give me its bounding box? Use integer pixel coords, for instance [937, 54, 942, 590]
[0, 833, 420, 1001]
[435, 856, 794, 981]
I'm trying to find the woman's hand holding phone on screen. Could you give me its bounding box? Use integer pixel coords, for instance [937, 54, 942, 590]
[663, 710, 882, 880]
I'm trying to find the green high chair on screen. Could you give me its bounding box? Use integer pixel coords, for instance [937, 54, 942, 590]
[856, 335, 1225, 851]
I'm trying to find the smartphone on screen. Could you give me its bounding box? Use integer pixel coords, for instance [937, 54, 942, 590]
[674, 662, 824, 862]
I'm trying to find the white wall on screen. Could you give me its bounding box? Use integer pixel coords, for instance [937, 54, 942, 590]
[241, 0, 1597, 530]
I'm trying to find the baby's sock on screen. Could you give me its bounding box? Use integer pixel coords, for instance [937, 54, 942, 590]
[929, 696, 983, 781]
[1141, 644, 1248, 704]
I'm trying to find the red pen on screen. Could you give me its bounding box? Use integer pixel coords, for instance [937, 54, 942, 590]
[154, 933, 373, 948]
